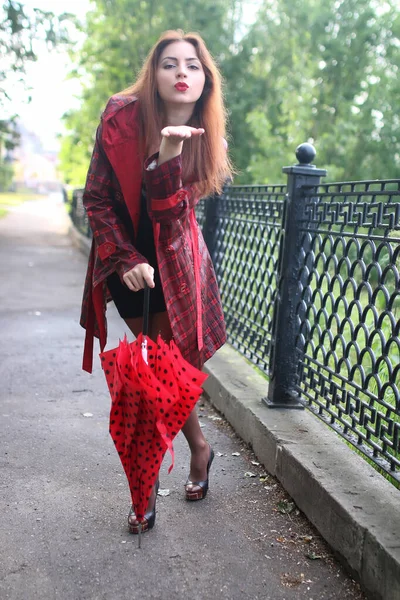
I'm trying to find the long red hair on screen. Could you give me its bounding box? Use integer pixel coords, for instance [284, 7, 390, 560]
[121, 30, 233, 197]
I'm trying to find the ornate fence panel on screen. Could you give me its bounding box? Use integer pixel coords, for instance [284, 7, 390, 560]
[197, 184, 286, 373]
[295, 179, 400, 480]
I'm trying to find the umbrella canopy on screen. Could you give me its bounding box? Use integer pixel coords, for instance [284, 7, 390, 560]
[100, 329, 207, 524]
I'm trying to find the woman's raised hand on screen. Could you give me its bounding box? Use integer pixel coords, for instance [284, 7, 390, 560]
[161, 125, 205, 143]
[158, 126, 205, 166]
[122, 263, 155, 292]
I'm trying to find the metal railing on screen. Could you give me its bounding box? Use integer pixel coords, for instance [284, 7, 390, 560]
[71, 144, 400, 484]
[296, 177, 400, 479]
[198, 144, 400, 484]
[197, 184, 286, 372]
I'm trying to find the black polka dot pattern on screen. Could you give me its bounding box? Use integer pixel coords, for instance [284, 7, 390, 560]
[99, 332, 208, 521]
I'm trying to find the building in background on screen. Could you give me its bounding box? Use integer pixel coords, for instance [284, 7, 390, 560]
[12, 121, 62, 194]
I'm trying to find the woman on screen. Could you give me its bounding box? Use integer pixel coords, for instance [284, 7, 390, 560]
[80, 29, 233, 534]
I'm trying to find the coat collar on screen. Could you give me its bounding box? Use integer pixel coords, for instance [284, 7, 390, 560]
[102, 93, 138, 122]
[101, 95, 143, 236]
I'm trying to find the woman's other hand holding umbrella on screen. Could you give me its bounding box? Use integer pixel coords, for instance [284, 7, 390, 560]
[122, 263, 155, 292]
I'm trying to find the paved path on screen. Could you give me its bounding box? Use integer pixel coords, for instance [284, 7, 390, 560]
[0, 197, 366, 600]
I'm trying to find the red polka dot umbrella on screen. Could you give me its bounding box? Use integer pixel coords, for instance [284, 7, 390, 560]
[100, 310, 207, 536]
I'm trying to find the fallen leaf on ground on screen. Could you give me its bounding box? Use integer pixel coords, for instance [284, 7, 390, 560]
[277, 500, 296, 514]
[232, 452, 241, 457]
[244, 471, 257, 477]
[306, 552, 322, 560]
[157, 489, 170, 497]
[82, 412, 93, 418]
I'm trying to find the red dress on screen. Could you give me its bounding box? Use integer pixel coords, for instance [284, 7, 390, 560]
[80, 94, 226, 372]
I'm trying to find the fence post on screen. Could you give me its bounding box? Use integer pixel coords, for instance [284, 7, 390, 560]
[202, 192, 221, 265]
[263, 143, 326, 408]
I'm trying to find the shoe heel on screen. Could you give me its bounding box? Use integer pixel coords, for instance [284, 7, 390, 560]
[128, 479, 158, 534]
[185, 445, 214, 501]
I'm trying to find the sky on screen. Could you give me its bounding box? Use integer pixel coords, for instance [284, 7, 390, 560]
[5, 0, 93, 152]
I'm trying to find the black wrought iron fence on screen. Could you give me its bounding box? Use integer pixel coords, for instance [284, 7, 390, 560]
[296, 179, 400, 479]
[197, 184, 286, 372]
[71, 144, 400, 484]
[198, 146, 400, 484]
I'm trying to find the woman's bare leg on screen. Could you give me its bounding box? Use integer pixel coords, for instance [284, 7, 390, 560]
[182, 411, 210, 486]
[124, 311, 173, 341]
[148, 311, 173, 341]
[148, 313, 210, 481]
[124, 316, 143, 338]
[125, 311, 210, 496]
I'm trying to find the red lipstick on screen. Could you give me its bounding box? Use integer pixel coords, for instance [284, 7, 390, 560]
[175, 82, 189, 91]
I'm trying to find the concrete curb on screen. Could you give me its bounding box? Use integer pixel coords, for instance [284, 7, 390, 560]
[70, 220, 400, 600]
[203, 344, 400, 600]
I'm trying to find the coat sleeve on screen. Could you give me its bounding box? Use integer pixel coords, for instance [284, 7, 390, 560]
[83, 122, 148, 277]
[143, 153, 196, 221]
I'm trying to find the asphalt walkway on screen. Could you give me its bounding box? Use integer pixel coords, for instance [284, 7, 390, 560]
[0, 196, 366, 600]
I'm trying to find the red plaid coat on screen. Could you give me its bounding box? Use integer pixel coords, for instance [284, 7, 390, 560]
[80, 94, 226, 372]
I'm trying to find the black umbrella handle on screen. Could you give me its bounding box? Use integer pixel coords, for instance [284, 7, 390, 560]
[143, 282, 150, 337]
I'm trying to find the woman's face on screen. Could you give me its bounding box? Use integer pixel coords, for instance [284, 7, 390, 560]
[156, 41, 206, 107]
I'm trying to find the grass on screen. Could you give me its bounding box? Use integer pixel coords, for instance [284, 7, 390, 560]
[0, 192, 44, 218]
[218, 216, 400, 485]
[300, 265, 400, 483]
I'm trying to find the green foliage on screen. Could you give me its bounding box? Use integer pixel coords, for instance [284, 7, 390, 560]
[59, 0, 243, 185]
[1, 1, 75, 187]
[0, 116, 18, 190]
[1, 0, 74, 107]
[0, 161, 13, 191]
[237, 0, 400, 182]
[0, 115, 19, 150]
[59, 0, 400, 186]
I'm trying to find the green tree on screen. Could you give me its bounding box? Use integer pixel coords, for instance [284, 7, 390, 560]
[241, 0, 400, 182]
[0, 116, 18, 190]
[1, 0, 73, 104]
[59, 0, 400, 186]
[0, 0, 74, 189]
[59, 0, 243, 185]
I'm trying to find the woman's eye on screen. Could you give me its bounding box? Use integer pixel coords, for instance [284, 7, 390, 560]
[188, 65, 199, 70]
[163, 64, 176, 69]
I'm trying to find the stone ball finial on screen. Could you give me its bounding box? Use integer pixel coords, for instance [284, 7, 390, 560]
[295, 143, 316, 166]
